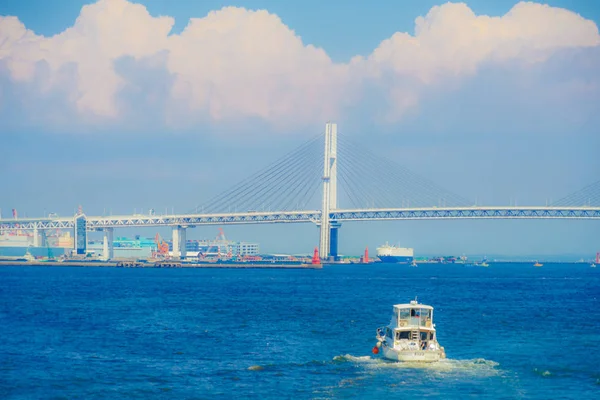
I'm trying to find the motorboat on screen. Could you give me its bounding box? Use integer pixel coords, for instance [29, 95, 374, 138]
[474, 256, 489, 267]
[16, 249, 35, 262]
[373, 298, 446, 362]
[534, 261, 543, 267]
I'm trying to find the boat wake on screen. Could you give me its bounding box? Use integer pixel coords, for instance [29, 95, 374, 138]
[333, 354, 500, 377]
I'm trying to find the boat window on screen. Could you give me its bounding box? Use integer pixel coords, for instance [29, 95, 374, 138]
[399, 309, 410, 319]
[410, 308, 420, 317]
[421, 309, 431, 320]
[420, 331, 429, 341]
[396, 331, 410, 340]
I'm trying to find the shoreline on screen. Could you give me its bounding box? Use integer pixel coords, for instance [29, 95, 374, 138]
[0, 260, 323, 269]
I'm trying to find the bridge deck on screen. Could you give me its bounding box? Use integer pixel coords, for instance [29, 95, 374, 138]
[1, 206, 599, 230]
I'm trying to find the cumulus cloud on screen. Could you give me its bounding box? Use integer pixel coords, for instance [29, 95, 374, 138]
[351, 2, 600, 121]
[0, 0, 598, 130]
[166, 7, 349, 127]
[1, 0, 173, 117]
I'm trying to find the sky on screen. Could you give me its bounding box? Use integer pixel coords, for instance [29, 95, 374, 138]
[0, 0, 599, 257]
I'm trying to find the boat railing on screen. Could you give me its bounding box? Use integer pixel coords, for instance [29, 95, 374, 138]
[398, 318, 432, 328]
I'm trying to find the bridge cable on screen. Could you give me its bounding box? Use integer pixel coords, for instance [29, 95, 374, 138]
[192, 133, 324, 213]
[551, 180, 600, 207]
[234, 136, 322, 211]
[337, 136, 471, 207]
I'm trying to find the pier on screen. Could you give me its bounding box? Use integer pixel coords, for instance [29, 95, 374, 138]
[0, 260, 323, 269]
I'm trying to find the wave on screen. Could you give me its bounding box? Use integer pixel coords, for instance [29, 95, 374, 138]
[333, 354, 501, 377]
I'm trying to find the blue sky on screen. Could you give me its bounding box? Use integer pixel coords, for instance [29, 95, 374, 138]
[0, 0, 599, 256]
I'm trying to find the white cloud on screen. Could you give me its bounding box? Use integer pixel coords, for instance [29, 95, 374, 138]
[0, 0, 598, 129]
[166, 6, 349, 127]
[351, 2, 600, 121]
[1, 0, 173, 117]
[371, 2, 599, 78]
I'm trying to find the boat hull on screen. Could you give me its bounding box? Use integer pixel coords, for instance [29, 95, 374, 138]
[377, 255, 414, 264]
[381, 346, 445, 362]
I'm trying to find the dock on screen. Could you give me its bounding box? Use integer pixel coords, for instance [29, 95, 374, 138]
[0, 260, 322, 269]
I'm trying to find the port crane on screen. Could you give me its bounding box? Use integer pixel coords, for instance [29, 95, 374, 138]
[154, 233, 170, 257]
[40, 230, 55, 261]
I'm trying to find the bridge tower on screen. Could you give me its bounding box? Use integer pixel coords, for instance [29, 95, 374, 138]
[319, 122, 338, 260]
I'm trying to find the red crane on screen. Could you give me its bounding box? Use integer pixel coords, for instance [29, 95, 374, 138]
[154, 233, 169, 257]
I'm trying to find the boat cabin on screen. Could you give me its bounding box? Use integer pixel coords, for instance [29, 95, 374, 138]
[392, 300, 434, 329]
[382, 300, 439, 350]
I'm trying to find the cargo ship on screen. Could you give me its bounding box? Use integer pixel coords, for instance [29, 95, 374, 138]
[376, 242, 414, 264]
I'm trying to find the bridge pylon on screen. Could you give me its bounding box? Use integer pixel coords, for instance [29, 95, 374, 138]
[319, 122, 338, 260]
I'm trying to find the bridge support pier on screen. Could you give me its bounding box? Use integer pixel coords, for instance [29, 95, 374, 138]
[179, 226, 187, 260]
[172, 226, 187, 260]
[172, 227, 179, 259]
[102, 228, 114, 261]
[40, 229, 47, 247]
[33, 224, 39, 247]
[329, 221, 341, 261]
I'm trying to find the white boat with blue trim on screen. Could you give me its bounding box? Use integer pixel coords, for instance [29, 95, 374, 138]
[373, 299, 446, 362]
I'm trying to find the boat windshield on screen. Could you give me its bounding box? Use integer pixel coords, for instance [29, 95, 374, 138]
[398, 308, 432, 327]
[394, 331, 434, 341]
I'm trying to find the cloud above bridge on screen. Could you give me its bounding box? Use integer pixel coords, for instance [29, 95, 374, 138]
[0, 0, 599, 132]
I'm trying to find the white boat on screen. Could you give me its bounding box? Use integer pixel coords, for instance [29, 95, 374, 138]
[17, 249, 35, 262]
[374, 299, 446, 362]
[475, 256, 489, 267]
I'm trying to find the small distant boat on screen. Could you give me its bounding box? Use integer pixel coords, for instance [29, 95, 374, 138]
[474, 256, 489, 267]
[410, 260, 418, 267]
[534, 261, 543, 267]
[591, 263, 597, 268]
[17, 250, 35, 262]
[373, 298, 446, 362]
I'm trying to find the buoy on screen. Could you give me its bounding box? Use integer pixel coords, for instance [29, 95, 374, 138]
[372, 346, 379, 354]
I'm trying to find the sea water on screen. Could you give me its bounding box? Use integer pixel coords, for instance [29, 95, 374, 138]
[0, 263, 598, 399]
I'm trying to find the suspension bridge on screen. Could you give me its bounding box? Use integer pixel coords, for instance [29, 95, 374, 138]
[1, 123, 599, 260]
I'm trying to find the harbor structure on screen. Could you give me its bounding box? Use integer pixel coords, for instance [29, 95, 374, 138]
[1, 122, 599, 261]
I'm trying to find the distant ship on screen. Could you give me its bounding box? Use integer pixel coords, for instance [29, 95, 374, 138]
[376, 243, 414, 264]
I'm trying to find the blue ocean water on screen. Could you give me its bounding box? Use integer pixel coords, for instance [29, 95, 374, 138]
[0, 263, 599, 399]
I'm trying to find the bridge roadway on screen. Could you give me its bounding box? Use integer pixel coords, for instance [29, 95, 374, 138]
[1, 206, 600, 230]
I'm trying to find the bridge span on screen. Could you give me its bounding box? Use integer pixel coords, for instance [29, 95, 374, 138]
[1, 206, 598, 260]
[1, 122, 598, 260]
[2, 206, 600, 231]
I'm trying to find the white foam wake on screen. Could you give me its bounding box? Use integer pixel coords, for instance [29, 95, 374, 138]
[333, 354, 500, 377]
